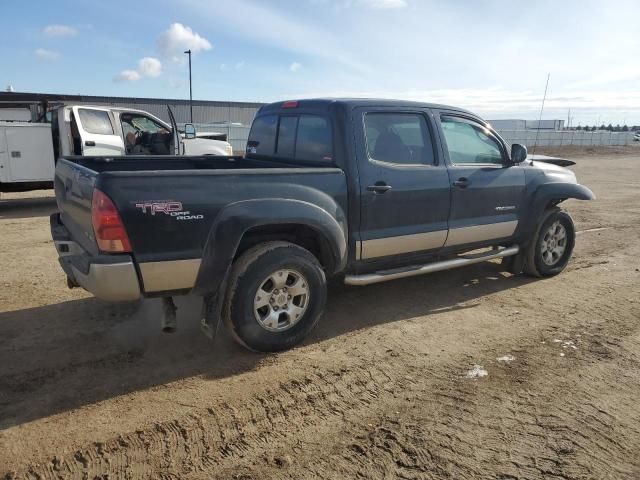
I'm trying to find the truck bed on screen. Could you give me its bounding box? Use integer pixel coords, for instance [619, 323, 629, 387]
[53, 155, 348, 297]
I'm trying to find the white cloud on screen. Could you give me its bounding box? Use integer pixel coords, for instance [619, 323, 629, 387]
[43, 24, 77, 37]
[34, 48, 60, 60]
[156, 23, 212, 61]
[289, 62, 302, 72]
[113, 57, 162, 82]
[357, 0, 407, 8]
[137, 57, 162, 77]
[113, 70, 141, 82]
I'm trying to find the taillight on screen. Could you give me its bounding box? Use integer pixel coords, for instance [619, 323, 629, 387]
[281, 100, 298, 109]
[91, 189, 132, 253]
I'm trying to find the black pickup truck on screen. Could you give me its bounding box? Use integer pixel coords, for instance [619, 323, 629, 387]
[51, 99, 594, 352]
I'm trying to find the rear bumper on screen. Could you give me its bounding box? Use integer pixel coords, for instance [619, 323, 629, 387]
[50, 213, 141, 301]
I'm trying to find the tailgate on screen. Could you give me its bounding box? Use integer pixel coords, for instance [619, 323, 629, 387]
[53, 159, 99, 255]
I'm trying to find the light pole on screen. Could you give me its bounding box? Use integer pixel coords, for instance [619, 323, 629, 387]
[184, 49, 193, 123]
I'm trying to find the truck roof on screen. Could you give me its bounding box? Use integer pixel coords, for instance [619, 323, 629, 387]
[258, 98, 478, 118]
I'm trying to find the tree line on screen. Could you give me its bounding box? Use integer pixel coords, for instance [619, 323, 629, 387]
[573, 124, 639, 132]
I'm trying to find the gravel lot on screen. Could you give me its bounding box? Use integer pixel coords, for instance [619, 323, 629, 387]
[1, 146, 639, 479]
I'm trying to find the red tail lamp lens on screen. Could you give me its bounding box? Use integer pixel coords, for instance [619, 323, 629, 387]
[91, 189, 132, 253]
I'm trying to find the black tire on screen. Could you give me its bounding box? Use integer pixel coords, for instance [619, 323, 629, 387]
[524, 208, 575, 277]
[223, 241, 327, 352]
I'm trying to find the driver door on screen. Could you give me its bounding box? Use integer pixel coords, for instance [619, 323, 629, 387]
[71, 106, 124, 156]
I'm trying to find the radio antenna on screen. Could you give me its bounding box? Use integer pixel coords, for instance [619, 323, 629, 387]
[531, 73, 550, 158]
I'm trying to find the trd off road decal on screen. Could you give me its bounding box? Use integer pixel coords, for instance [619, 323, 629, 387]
[133, 200, 204, 221]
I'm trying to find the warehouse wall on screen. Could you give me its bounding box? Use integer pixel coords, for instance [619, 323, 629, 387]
[63, 99, 261, 126]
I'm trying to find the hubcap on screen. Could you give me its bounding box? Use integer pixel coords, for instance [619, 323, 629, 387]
[540, 220, 567, 266]
[253, 269, 310, 332]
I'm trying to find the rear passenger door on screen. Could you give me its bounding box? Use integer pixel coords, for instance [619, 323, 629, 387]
[72, 107, 124, 156]
[354, 107, 451, 262]
[435, 113, 525, 247]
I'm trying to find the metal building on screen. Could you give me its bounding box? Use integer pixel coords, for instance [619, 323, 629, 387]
[0, 91, 264, 152]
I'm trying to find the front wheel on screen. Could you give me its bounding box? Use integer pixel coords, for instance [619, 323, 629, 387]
[524, 208, 576, 277]
[223, 241, 327, 352]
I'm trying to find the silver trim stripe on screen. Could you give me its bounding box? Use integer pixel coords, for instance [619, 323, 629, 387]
[444, 220, 518, 247]
[139, 259, 202, 292]
[360, 230, 447, 259]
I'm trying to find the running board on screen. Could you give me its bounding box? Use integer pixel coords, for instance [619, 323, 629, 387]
[344, 245, 520, 286]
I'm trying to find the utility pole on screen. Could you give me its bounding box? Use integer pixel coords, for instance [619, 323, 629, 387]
[184, 49, 193, 123]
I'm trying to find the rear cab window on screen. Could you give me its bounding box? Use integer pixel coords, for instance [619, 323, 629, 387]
[247, 113, 333, 164]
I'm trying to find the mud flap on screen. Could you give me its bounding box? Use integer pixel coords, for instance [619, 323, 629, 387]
[201, 293, 223, 340]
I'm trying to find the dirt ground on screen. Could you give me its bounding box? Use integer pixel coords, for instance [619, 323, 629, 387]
[1, 145, 639, 479]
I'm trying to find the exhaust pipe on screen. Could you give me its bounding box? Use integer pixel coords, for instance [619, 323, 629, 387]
[161, 297, 177, 333]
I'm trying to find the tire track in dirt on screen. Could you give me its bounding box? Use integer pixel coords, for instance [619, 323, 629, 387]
[238, 298, 640, 480]
[11, 292, 640, 480]
[10, 362, 407, 479]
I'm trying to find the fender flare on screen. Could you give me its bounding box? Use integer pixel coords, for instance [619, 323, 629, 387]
[518, 182, 594, 240]
[192, 198, 348, 296]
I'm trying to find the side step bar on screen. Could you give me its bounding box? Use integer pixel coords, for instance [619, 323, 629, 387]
[344, 245, 520, 286]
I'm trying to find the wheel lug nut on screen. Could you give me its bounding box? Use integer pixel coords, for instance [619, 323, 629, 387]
[273, 289, 279, 294]
[273, 306, 279, 311]
[269, 298, 274, 303]
[287, 295, 292, 300]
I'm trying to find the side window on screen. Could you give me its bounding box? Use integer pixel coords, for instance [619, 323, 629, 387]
[121, 114, 167, 136]
[247, 114, 277, 155]
[296, 115, 332, 162]
[441, 116, 504, 165]
[77, 109, 114, 135]
[364, 113, 434, 165]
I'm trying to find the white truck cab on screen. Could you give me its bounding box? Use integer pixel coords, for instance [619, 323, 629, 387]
[54, 105, 233, 157]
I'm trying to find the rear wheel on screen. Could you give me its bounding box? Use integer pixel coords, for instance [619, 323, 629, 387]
[224, 241, 327, 352]
[524, 208, 575, 277]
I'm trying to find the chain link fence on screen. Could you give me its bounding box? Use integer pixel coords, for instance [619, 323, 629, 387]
[497, 129, 635, 147]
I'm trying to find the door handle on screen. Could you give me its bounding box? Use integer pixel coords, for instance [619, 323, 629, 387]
[84, 140, 96, 147]
[453, 177, 470, 188]
[367, 183, 392, 194]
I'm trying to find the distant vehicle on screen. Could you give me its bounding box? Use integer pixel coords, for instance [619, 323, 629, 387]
[0, 105, 233, 192]
[633, 131, 640, 141]
[51, 98, 594, 352]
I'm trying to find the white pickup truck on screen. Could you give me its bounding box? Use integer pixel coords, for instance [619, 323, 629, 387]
[0, 105, 233, 192]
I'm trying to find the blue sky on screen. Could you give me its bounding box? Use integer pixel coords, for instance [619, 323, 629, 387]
[2, 0, 639, 125]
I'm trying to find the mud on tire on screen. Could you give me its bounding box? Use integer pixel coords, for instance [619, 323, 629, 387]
[223, 241, 327, 352]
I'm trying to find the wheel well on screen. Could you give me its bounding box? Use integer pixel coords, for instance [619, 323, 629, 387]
[234, 224, 335, 272]
[546, 198, 565, 210]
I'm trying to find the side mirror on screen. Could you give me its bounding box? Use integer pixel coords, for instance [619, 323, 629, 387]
[184, 123, 196, 140]
[511, 143, 527, 163]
